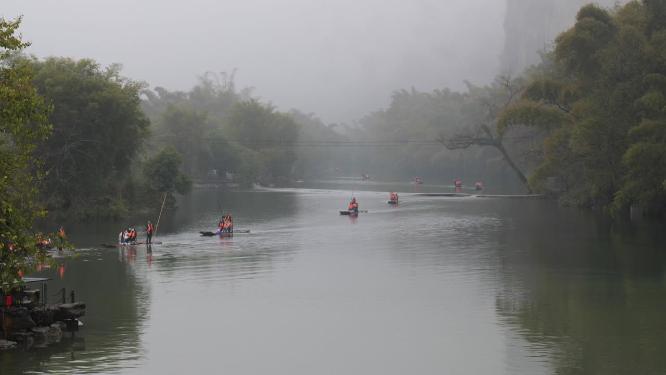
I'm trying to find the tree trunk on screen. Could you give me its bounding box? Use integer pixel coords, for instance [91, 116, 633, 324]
[495, 142, 532, 193]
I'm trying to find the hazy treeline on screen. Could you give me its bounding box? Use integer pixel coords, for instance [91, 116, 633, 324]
[142, 73, 302, 185]
[2, 0, 666, 227]
[349, 82, 543, 189]
[351, 1, 666, 216]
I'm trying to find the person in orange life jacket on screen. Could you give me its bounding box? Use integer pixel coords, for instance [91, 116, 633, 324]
[128, 227, 137, 242]
[227, 214, 233, 233]
[56, 226, 66, 251]
[222, 214, 233, 233]
[454, 178, 463, 192]
[146, 221, 155, 244]
[348, 197, 359, 213]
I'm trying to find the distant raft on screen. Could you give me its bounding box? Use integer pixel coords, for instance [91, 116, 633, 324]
[340, 210, 367, 215]
[200, 229, 250, 237]
[100, 241, 162, 248]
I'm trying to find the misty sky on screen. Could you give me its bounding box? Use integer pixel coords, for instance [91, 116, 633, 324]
[3, 0, 506, 123]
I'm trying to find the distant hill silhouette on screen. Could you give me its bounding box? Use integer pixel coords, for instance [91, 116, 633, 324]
[501, 0, 622, 73]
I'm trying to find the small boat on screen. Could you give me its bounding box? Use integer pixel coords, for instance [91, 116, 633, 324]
[200, 229, 250, 237]
[201, 231, 234, 237]
[101, 241, 162, 248]
[101, 242, 135, 248]
[340, 210, 367, 215]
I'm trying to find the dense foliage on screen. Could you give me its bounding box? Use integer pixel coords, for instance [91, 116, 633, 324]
[0, 18, 52, 292]
[28, 57, 150, 218]
[143, 75, 301, 186]
[141, 147, 192, 207]
[499, 1, 666, 216]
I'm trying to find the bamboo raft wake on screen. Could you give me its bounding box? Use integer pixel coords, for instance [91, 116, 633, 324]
[200, 229, 251, 236]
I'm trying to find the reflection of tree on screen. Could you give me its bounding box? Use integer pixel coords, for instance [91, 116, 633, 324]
[0, 249, 149, 374]
[496, 215, 666, 375]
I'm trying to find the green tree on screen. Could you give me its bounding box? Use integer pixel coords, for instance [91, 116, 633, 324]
[225, 100, 300, 183]
[500, 1, 666, 216]
[29, 57, 150, 218]
[0, 17, 52, 292]
[439, 76, 542, 192]
[142, 147, 192, 207]
[154, 104, 212, 178]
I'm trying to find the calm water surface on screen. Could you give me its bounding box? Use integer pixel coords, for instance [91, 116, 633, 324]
[2, 185, 666, 374]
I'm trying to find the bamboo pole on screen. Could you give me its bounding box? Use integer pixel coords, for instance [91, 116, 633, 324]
[154, 192, 167, 238]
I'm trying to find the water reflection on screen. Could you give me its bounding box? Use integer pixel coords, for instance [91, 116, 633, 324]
[3, 188, 665, 374]
[145, 189, 301, 286]
[495, 207, 666, 374]
[1, 247, 150, 374]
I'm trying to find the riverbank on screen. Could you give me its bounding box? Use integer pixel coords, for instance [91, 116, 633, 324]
[1, 281, 85, 351]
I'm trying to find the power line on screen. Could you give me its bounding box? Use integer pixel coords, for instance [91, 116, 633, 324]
[207, 139, 442, 148]
[206, 136, 536, 148]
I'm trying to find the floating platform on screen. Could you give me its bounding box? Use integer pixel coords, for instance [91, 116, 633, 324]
[200, 229, 251, 237]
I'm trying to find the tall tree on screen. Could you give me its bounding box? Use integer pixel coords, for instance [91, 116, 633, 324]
[142, 147, 192, 208]
[225, 100, 300, 183]
[500, 2, 666, 215]
[0, 17, 52, 292]
[29, 57, 150, 218]
[154, 104, 212, 178]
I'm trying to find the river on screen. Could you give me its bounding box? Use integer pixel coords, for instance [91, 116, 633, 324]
[2, 184, 666, 374]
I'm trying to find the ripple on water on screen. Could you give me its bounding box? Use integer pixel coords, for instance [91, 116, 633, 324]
[13, 188, 664, 375]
